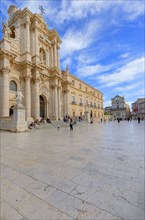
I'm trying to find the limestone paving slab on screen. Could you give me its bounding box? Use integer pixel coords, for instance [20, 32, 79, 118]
[77, 203, 121, 220]
[44, 190, 85, 218]
[1, 200, 25, 220]
[0, 121, 144, 219]
[16, 195, 62, 219]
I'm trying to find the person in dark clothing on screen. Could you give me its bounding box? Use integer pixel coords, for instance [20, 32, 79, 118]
[138, 117, 140, 123]
[69, 118, 73, 130]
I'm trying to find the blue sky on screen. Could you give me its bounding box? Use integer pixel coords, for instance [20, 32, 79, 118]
[0, 0, 144, 108]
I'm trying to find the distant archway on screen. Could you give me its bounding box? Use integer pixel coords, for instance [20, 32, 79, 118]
[9, 105, 14, 116]
[90, 110, 93, 118]
[40, 95, 45, 118]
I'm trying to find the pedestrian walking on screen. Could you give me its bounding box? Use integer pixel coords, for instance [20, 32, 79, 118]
[138, 117, 140, 123]
[69, 118, 73, 131]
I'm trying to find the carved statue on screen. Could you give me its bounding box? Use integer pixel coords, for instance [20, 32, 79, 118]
[14, 26, 20, 40]
[16, 90, 24, 107]
[66, 65, 69, 73]
[2, 20, 11, 39]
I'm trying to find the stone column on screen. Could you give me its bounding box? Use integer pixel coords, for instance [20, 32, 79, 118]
[58, 86, 61, 118]
[46, 48, 49, 67]
[54, 43, 57, 67]
[25, 17, 30, 52]
[24, 68, 31, 120]
[64, 90, 69, 116]
[34, 21, 39, 63]
[50, 45, 54, 67]
[33, 77, 40, 119]
[54, 85, 58, 120]
[47, 101, 49, 118]
[2, 68, 10, 117]
[63, 91, 66, 117]
[66, 90, 69, 115]
[57, 45, 60, 68]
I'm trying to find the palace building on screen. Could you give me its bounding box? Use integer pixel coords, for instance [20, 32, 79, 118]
[0, 5, 103, 122]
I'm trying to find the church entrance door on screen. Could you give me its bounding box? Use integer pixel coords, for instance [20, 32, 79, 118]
[40, 95, 45, 118]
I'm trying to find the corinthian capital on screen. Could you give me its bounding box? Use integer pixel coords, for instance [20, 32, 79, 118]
[24, 75, 31, 81]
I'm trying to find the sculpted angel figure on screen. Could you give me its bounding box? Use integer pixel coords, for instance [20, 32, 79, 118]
[14, 26, 20, 40]
[2, 20, 11, 38]
[16, 90, 24, 107]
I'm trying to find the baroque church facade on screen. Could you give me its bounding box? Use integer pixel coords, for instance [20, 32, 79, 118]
[0, 5, 104, 122]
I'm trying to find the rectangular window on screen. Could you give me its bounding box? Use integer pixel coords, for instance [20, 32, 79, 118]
[72, 96, 75, 102]
[72, 80, 75, 86]
[79, 84, 82, 89]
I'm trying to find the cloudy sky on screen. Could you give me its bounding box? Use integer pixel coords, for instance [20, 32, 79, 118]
[0, 0, 144, 108]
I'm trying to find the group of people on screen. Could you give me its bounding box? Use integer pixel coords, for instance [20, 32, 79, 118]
[63, 115, 71, 122]
[28, 118, 52, 129]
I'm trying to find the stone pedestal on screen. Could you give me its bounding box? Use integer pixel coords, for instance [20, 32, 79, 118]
[11, 105, 28, 132]
[84, 111, 90, 122]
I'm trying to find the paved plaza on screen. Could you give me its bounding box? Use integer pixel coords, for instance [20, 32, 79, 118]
[0, 121, 144, 220]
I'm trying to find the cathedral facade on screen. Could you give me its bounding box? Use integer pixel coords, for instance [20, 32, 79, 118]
[0, 5, 103, 122]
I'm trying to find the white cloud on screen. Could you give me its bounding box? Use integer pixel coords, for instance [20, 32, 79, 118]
[61, 57, 72, 70]
[104, 100, 111, 107]
[76, 63, 113, 78]
[98, 57, 144, 87]
[119, 53, 129, 59]
[60, 20, 100, 58]
[122, 1, 145, 20]
[49, 0, 144, 23]
[125, 89, 145, 99]
[114, 82, 143, 92]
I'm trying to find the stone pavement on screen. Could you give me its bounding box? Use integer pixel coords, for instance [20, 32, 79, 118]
[0, 120, 144, 220]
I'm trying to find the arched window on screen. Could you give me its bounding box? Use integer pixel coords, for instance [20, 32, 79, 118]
[10, 80, 17, 91]
[39, 48, 46, 62]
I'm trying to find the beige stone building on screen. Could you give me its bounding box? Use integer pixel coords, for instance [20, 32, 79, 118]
[111, 95, 130, 119]
[0, 5, 103, 122]
[132, 98, 145, 119]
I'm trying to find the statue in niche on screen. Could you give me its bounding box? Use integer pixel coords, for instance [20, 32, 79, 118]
[2, 20, 11, 39]
[14, 26, 20, 40]
[40, 49, 45, 62]
[16, 90, 24, 107]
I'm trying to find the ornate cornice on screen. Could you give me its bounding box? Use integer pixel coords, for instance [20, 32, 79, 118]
[0, 49, 17, 60]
